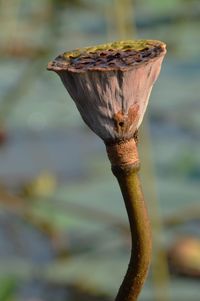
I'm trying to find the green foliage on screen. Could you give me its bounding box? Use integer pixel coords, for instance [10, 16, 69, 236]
[174, 152, 199, 178]
[50, 0, 85, 8]
[0, 277, 16, 301]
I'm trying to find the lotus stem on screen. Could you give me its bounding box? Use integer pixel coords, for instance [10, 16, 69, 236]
[106, 138, 151, 301]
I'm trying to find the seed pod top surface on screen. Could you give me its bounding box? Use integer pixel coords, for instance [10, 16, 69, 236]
[48, 40, 166, 73]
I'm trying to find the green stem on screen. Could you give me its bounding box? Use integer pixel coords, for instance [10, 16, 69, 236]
[113, 166, 152, 301]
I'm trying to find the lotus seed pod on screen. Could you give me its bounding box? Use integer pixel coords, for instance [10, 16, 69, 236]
[48, 40, 166, 143]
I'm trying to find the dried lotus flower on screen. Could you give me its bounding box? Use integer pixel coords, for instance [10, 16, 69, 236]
[47, 40, 166, 301]
[48, 40, 166, 144]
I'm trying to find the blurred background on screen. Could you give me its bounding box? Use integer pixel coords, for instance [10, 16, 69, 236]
[0, 0, 200, 300]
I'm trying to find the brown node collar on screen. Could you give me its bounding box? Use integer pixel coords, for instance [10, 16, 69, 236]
[106, 139, 139, 171]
